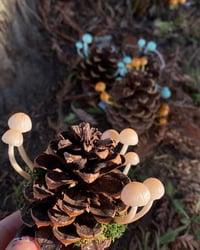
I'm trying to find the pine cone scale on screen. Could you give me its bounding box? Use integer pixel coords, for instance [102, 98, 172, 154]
[48, 204, 76, 227]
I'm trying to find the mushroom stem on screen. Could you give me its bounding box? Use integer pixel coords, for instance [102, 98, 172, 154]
[8, 146, 30, 179]
[120, 145, 129, 155]
[18, 145, 34, 170]
[83, 43, 89, 57]
[126, 177, 165, 224]
[129, 200, 153, 223]
[153, 49, 165, 70]
[75, 41, 84, 58]
[82, 33, 93, 58]
[123, 163, 131, 175]
[114, 206, 137, 225]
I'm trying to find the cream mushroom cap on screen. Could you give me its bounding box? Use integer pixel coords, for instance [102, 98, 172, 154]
[143, 178, 165, 200]
[101, 129, 119, 146]
[2, 129, 23, 147]
[119, 128, 138, 146]
[8, 112, 32, 133]
[125, 152, 140, 165]
[121, 182, 151, 207]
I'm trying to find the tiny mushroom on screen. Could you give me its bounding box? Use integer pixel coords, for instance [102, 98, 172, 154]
[131, 57, 141, 70]
[138, 38, 146, 51]
[123, 56, 132, 64]
[101, 129, 119, 147]
[82, 33, 93, 57]
[160, 87, 171, 99]
[178, 0, 186, 4]
[129, 177, 165, 223]
[8, 112, 32, 132]
[140, 57, 148, 71]
[115, 181, 151, 224]
[8, 112, 34, 170]
[123, 151, 140, 175]
[157, 103, 170, 117]
[100, 91, 112, 104]
[2, 129, 30, 179]
[119, 128, 138, 155]
[75, 41, 84, 58]
[114, 61, 126, 77]
[95, 81, 106, 92]
[144, 41, 157, 53]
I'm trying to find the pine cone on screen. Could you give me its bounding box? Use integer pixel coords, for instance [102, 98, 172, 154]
[78, 47, 118, 94]
[21, 122, 129, 249]
[106, 70, 161, 134]
[144, 53, 161, 80]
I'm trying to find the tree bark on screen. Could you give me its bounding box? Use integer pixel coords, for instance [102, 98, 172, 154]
[0, 0, 55, 116]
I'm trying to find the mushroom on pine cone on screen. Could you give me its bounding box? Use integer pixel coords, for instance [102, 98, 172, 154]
[21, 122, 129, 249]
[78, 47, 118, 94]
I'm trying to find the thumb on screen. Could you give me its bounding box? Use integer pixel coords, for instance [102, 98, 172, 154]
[6, 236, 40, 250]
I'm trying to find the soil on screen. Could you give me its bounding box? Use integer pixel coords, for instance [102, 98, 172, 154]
[0, 0, 200, 249]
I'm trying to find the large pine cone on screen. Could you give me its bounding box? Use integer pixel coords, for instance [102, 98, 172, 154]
[78, 47, 118, 94]
[106, 70, 161, 134]
[21, 123, 129, 249]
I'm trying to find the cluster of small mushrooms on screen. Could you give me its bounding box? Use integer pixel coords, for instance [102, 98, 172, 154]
[2, 112, 164, 226]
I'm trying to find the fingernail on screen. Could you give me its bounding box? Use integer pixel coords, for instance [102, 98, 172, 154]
[6, 236, 39, 250]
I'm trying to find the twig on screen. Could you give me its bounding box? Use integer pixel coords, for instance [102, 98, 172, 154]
[57, 7, 83, 36]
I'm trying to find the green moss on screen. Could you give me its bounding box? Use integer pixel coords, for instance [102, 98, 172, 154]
[74, 221, 127, 247]
[101, 222, 127, 241]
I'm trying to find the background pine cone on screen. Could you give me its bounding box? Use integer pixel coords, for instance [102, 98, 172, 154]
[78, 47, 118, 94]
[21, 122, 129, 249]
[106, 70, 161, 134]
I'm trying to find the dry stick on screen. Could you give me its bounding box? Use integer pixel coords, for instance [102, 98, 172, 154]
[59, 8, 84, 35]
[53, 29, 76, 43]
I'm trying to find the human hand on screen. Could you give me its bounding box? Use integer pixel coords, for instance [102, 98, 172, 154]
[0, 211, 39, 250]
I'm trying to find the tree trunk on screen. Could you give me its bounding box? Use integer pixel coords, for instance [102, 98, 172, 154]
[0, 0, 55, 116]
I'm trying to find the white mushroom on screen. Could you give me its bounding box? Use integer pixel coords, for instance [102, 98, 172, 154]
[8, 112, 34, 170]
[119, 128, 138, 155]
[101, 129, 119, 147]
[123, 152, 140, 175]
[2, 129, 30, 179]
[114, 181, 151, 224]
[128, 177, 165, 223]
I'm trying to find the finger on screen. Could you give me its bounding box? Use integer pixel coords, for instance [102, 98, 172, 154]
[0, 211, 23, 249]
[6, 236, 39, 250]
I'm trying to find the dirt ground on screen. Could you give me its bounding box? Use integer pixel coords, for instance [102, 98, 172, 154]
[0, 0, 200, 249]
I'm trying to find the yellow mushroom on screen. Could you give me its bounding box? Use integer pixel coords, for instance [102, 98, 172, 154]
[100, 91, 113, 104]
[178, 0, 186, 5]
[140, 57, 148, 71]
[95, 81, 106, 92]
[2, 129, 30, 179]
[131, 58, 141, 70]
[169, 0, 178, 6]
